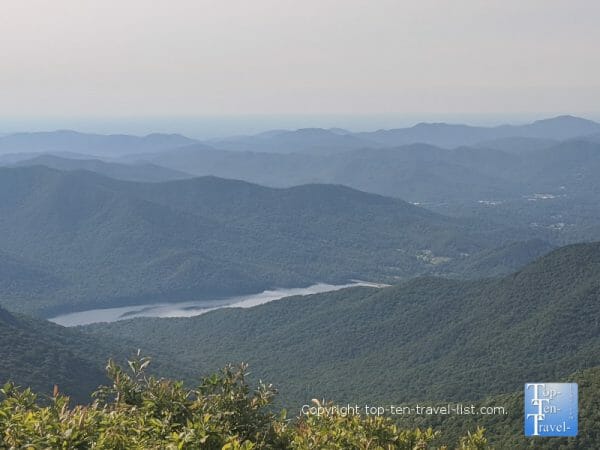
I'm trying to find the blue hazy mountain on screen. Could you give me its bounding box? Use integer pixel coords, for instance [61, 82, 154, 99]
[474, 136, 559, 153]
[209, 127, 379, 154]
[141, 139, 600, 204]
[2, 116, 598, 159]
[584, 132, 600, 144]
[207, 115, 600, 152]
[13, 154, 193, 182]
[0, 130, 198, 157]
[355, 115, 600, 148]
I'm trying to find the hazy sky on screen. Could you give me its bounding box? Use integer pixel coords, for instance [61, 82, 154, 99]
[1, 0, 600, 121]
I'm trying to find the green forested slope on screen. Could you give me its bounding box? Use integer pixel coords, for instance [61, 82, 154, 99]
[0, 306, 109, 402]
[439, 239, 556, 278]
[83, 242, 600, 410]
[0, 305, 189, 403]
[0, 250, 64, 302]
[13, 155, 192, 182]
[0, 166, 524, 316]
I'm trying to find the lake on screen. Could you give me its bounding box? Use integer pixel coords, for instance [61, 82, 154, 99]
[49, 282, 380, 327]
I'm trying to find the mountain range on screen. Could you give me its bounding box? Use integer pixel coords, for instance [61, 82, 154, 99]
[12, 154, 192, 182]
[135, 139, 600, 205]
[0, 165, 532, 317]
[10, 137, 600, 227]
[5, 117, 600, 211]
[2, 115, 600, 159]
[353, 115, 600, 149]
[207, 127, 375, 155]
[208, 115, 600, 152]
[0, 130, 197, 157]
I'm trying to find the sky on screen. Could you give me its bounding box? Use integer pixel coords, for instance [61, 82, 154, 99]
[1, 0, 600, 136]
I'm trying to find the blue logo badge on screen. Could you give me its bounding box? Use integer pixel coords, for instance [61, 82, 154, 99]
[524, 383, 578, 437]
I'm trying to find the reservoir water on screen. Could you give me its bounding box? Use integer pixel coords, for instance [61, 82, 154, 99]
[49, 282, 379, 327]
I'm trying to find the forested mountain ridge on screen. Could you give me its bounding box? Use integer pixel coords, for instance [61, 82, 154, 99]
[129, 138, 600, 244]
[439, 239, 556, 278]
[2, 116, 599, 160]
[0, 305, 108, 402]
[207, 115, 600, 151]
[7, 123, 600, 237]
[208, 127, 377, 154]
[82, 241, 600, 409]
[354, 115, 600, 148]
[0, 249, 64, 298]
[11, 154, 192, 182]
[138, 139, 600, 204]
[0, 305, 188, 404]
[0, 130, 197, 157]
[0, 165, 526, 316]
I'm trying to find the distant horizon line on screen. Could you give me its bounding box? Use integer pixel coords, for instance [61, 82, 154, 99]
[2, 112, 600, 140]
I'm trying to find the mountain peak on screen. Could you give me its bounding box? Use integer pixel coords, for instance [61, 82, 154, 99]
[532, 115, 599, 126]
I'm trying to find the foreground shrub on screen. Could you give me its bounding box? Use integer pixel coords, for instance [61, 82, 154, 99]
[0, 353, 488, 449]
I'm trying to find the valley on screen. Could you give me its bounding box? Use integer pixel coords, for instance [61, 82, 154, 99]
[80, 242, 600, 410]
[1, 116, 599, 448]
[0, 165, 540, 317]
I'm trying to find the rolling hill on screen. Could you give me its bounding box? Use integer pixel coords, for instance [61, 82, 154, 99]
[139, 143, 522, 202]
[207, 116, 600, 152]
[474, 136, 558, 153]
[584, 131, 600, 144]
[136, 138, 600, 246]
[355, 115, 600, 148]
[0, 250, 64, 298]
[0, 130, 197, 157]
[439, 239, 556, 278]
[13, 154, 192, 182]
[141, 139, 600, 204]
[0, 305, 108, 402]
[6, 118, 600, 210]
[0, 305, 188, 404]
[0, 166, 522, 316]
[210, 127, 378, 154]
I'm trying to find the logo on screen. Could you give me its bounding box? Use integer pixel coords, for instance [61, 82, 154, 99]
[524, 383, 578, 437]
